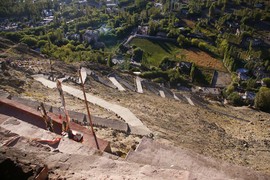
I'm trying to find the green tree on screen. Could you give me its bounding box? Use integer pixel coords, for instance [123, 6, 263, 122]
[107, 54, 113, 67]
[37, 40, 47, 48]
[135, 0, 147, 9]
[208, 3, 215, 18]
[188, 0, 201, 14]
[177, 35, 190, 47]
[225, 84, 235, 97]
[159, 57, 176, 71]
[219, 39, 229, 57]
[262, 78, 270, 88]
[168, 69, 185, 86]
[228, 92, 243, 106]
[133, 47, 143, 62]
[246, 78, 256, 90]
[21, 36, 37, 48]
[5, 32, 23, 42]
[255, 87, 270, 112]
[190, 63, 196, 82]
[148, 20, 159, 36]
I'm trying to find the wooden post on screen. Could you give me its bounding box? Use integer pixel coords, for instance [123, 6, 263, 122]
[78, 68, 100, 150]
[56, 80, 70, 132]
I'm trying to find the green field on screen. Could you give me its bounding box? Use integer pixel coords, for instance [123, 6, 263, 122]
[129, 37, 181, 67]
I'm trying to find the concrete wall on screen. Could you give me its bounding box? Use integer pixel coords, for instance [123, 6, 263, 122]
[10, 96, 128, 133]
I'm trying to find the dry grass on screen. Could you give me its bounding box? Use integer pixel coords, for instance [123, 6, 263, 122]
[179, 47, 227, 71]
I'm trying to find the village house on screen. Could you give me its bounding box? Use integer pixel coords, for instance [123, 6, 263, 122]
[43, 9, 53, 17]
[66, 33, 81, 42]
[137, 26, 149, 35]
[236, 68, 250, 81]
[154, 3, 163, 9]
[105, 0, 118, 7]
[83, 30, 99, 44]
[242, 91, 256, 101]
[178, 61, 192, 75]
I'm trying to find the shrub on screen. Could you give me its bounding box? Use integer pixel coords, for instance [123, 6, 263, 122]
[159, 57, 176, 71]
[153, 77, 166, 83]
[228, 92, 243, 106]
[141, 70, 168, 80]
[133, 47, 144, 62]
[5, 32, 23, 42]
[177, 35, 190, 47]
[262, 78, 270, 88]
[168, 69, 186, 86]
[75, 44, 86, 51]
[37, 40, 47, 48]
[21, 36, 38, 48]
[191, 38, 200, 46]
[255, 87, 270, 112]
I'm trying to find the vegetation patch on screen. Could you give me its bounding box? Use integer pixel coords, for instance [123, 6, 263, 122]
[192, 66, 214, 86]
[129, 37, 181, 67]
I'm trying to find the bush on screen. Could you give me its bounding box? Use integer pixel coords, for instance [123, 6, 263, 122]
[168, 69, 186, 86]
[21, 36, 38, 48]
[141, 70, 168, 80]
[255, 87, 270, 112]
[262, 78, 270, 88]
[177, 35, 190, 47]
[107, 55, 113, 67]
[159, 57, 176, 71]
[37, 40, 47, 48]
[5, 32, 23, 42]
[133, 47, 144, 62]
[228, 92, 243, 106]
[224, 84, 235, 97]
[75, 44, 86, 51]
[153, 77, 166, 83]
[191, 38, 200, 46]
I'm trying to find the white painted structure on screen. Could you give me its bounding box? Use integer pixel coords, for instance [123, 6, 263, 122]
[135, 76, 143, 93]
[159, 90, 165, 98]
[183, 95, 195, 106]
[108, 77, 125, 91]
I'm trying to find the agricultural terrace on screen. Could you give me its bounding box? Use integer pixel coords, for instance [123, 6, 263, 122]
[130, 37, 227, 72]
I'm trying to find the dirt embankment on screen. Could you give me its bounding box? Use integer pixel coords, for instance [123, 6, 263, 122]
[1, 53, 270, 175]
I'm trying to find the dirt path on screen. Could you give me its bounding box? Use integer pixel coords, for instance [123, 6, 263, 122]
[33, 75, 151, 135]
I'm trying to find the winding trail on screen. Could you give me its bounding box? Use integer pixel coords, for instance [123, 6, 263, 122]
[33, 75, 151, 135]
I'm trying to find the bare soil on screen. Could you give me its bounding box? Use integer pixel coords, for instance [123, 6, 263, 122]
[180, 47, 227, 71]
[1, 41, 270, 175]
